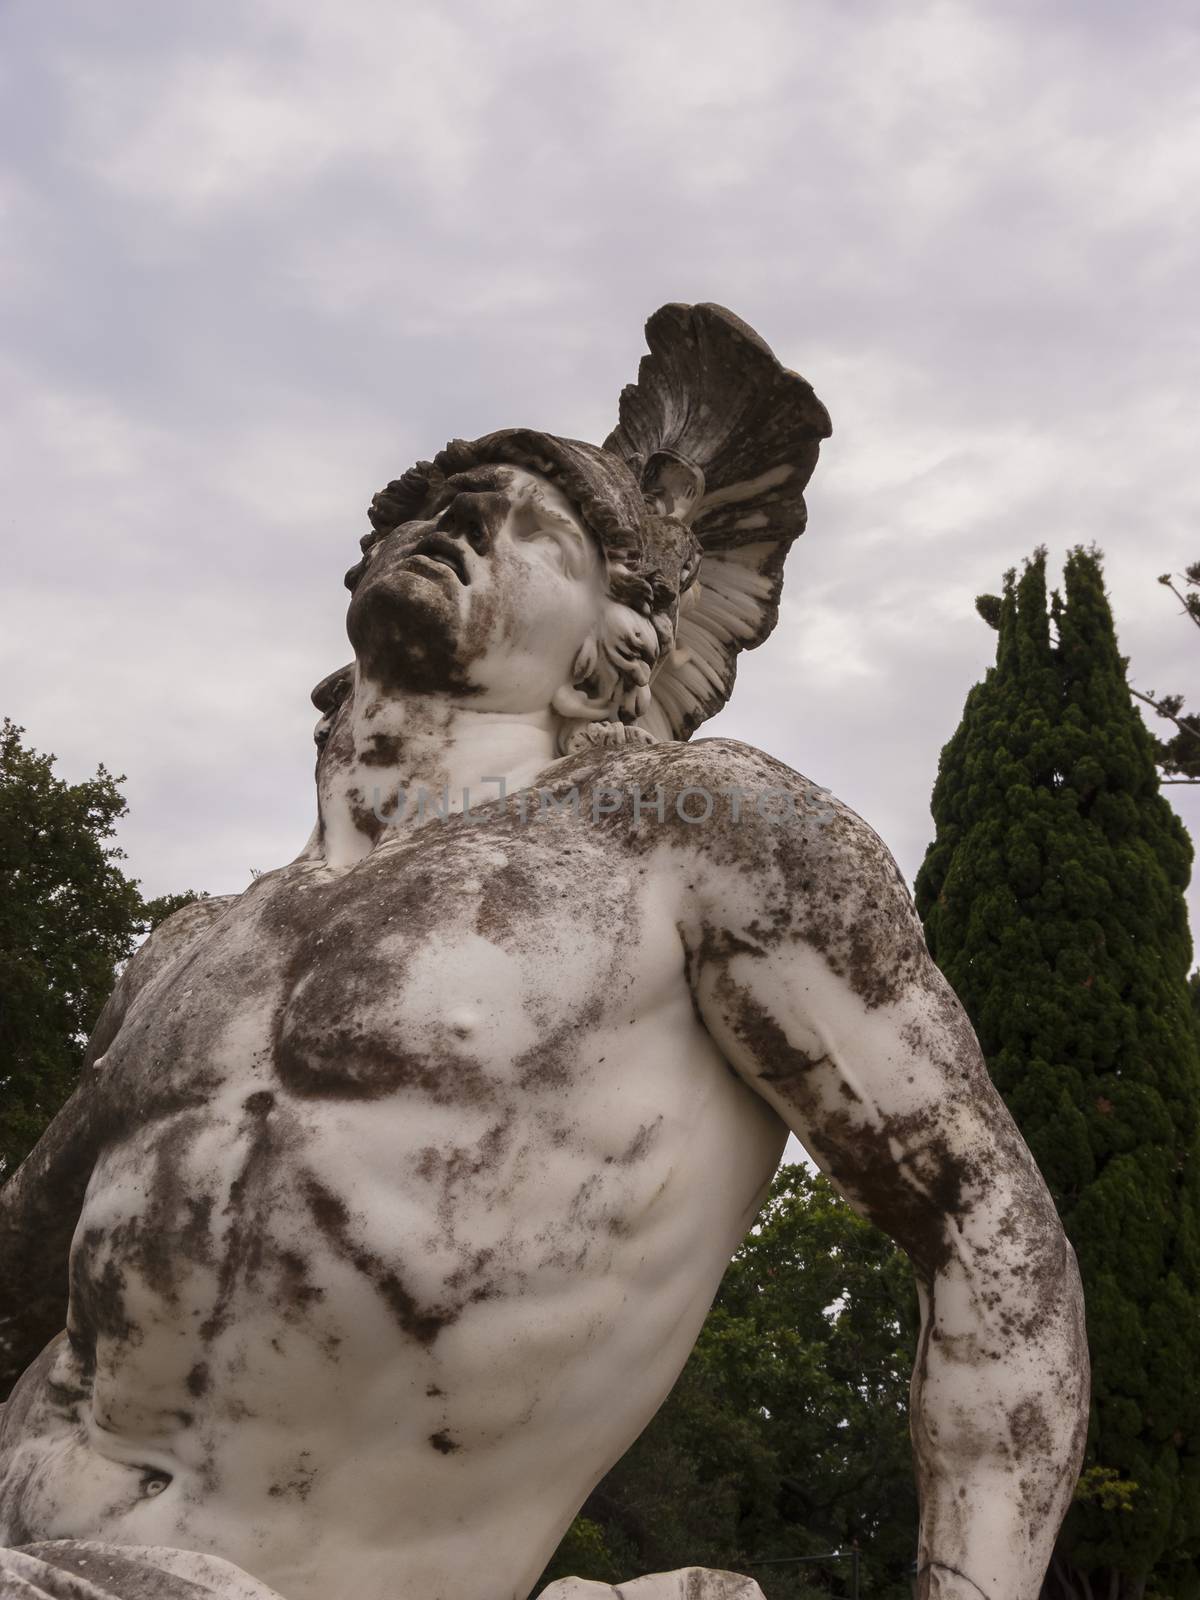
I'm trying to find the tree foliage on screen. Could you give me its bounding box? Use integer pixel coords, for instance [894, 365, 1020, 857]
[0, 720, 200, 1180]
[540, 1165, 919, 1600]
[915, 549, 1200, 1600]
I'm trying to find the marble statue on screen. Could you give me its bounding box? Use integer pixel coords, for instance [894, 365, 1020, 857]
[0, 304, 1088, 1600]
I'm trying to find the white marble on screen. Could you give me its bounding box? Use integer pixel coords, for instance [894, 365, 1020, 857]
[540, 1570, 765, 1600]
[0, 305, 1087, 1600]
[0, 1539, 289, 1598]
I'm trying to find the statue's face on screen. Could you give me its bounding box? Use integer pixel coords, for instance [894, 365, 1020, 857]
[346, 464, 607, 710]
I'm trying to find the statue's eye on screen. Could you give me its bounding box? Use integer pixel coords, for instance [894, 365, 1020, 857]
[526, 531, 568, 569]
[142, 1471, 172, 1497]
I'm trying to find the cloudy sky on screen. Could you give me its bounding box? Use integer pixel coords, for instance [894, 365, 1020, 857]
[4, 0, 1200, 942]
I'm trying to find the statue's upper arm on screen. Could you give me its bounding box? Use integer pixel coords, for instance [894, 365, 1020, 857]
[678, 749, 1028, 1275]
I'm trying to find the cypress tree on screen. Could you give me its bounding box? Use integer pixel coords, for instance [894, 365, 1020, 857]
[915, 548, 1200, 1600]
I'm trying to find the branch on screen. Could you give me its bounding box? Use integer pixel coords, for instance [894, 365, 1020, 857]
[1158, 572, 1200, 633]
[1130, 686, 1200, 748]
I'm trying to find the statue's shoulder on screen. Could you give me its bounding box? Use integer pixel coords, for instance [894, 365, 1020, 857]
[547, 734, 879, 877]
[657, 735, 823, 795]
[582, 735, 908, 894]
[133, 893, 240, 979]
[554, 733, 824, 796]
[85, 893, 240, 1066]
[626, 734, 837, 825]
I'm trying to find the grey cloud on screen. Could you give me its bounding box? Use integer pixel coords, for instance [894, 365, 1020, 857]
[2, 0, 1199, 947]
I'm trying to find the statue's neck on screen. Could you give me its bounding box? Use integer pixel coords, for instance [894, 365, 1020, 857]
[313, 672, 560, 867]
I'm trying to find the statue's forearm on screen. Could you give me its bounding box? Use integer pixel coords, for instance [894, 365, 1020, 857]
[911, 1226, 1088, 1600]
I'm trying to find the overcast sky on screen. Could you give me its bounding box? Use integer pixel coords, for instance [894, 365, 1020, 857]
[4, 0, 1200, 946]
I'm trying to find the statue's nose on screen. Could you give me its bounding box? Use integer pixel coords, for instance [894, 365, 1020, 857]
[436, 492, 502, 556]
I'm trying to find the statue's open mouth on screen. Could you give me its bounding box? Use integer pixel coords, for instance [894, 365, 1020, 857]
[409, 535, 471, 585]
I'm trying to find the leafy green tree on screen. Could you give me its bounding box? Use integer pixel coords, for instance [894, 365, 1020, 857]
[915, 549, 1200, 1600]
[0, 720, 200, 1180]
[540, 1166, 919, 1600]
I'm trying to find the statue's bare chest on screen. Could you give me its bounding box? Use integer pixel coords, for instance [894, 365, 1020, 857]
[112, 817, 678, 1121]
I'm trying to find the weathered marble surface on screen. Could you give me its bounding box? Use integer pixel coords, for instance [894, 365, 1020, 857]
[0, 1547, 757, 1600]
[540, 1570, 765, 1600]
[0, 1539, 288, 1598]
[0, 305, 1088, 1600]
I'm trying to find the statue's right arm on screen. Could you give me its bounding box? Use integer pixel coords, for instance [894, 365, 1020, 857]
[0, 895, 237, 1395]
[672, 741, 1089, 1600]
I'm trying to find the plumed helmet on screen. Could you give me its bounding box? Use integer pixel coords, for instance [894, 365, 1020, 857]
[359, 303, 832, 741]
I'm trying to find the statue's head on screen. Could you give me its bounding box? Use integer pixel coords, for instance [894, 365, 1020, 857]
[316, 303, 832, 752]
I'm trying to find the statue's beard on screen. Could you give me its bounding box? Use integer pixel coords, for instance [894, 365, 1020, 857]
[346, 565, 488, 698]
